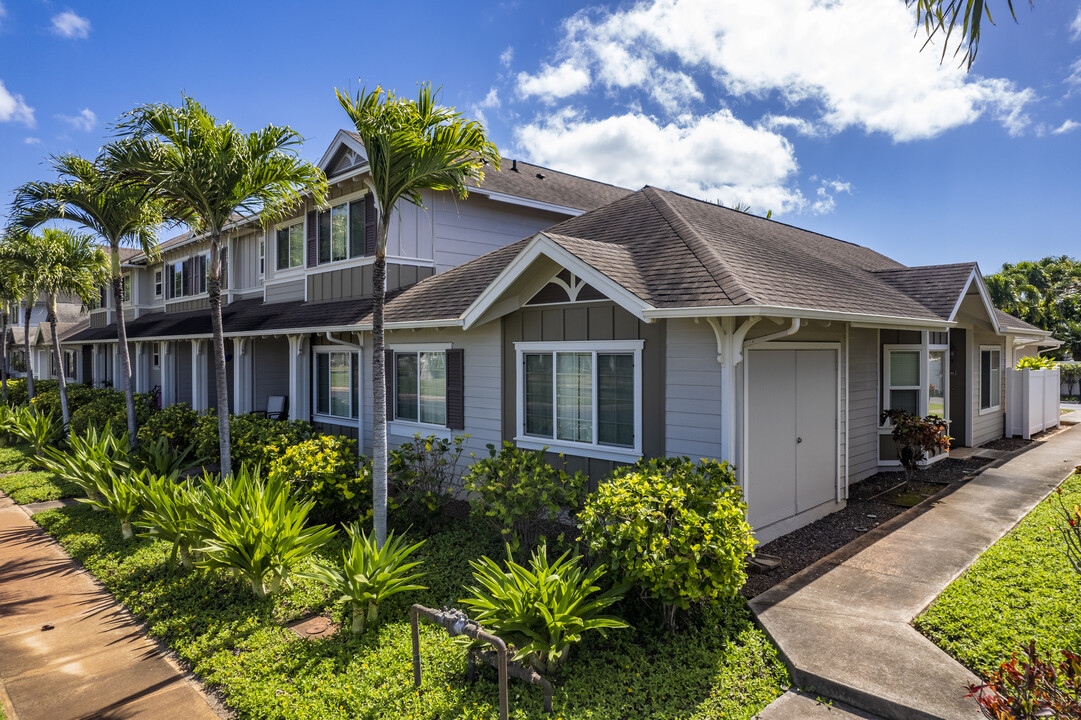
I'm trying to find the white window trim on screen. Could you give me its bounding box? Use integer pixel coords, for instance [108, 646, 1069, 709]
[153, 267, 163, 298]
[258, 236, 266, 279]
[882, 338, 950, 423]
[389, 344, 452, 431]
[316, 190, 368, 267]
[311, 346, 361, 422]
[514, 339, 644, 462]
[979, 345, 1003, 415]
[152, 342, 161, 369]
[274, 218, 306, 272]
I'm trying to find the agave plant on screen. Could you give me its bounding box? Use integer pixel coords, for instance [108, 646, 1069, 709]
[196, 467, 337, 598]
[39, 423, 131, 506]
[460, 545, 629, 673]
[135, 471, 202, 567]
[302, 524, 426, 634]
[81, 468, 147, 539]
[135, 434, 201, 476]
[8, 406, 64, 458]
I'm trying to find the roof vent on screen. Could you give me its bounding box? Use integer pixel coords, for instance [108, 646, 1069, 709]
[535, 173, 545, 180]
[511, 159, 518, 172]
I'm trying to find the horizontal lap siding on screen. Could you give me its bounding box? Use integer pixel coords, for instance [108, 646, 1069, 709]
[848, 327, 879, 481]
[265, 279, 305, 304]
[971, 327, 1005, 446]
[665, 319, 721, 460]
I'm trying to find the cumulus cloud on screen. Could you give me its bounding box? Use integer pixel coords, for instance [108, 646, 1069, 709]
[811, 179, 853, 215]
[0, 80, 34, 126]
[517, 61, 591, 102]
[24, 137, 40, 145]
[51, 11, 90, 39]
[519, 0, 1035, 141]
[1053, 119, 1080, 134]
[1072, 8, 1081, 41]
[515, 107, 806, 213]
[500, 46, 514, 68]
[0, 3, 6, 29]
[57, 108, 96, 131]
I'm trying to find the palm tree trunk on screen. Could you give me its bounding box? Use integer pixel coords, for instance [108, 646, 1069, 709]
[371, 221, 389, 548]
[23, 299, 34, 403]
[109, 247, 138, 446]
[46, 294, 70, 428]
[208, 232, 231, 476]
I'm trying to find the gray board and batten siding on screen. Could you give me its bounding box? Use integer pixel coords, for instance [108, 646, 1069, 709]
[306, 263, 435, 303]
[501, 302, 666, 486]
[166, 297, 212, 314]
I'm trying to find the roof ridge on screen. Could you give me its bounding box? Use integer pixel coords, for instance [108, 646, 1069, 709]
[874, 261, 977, 274]
[641, 187, 756, 305]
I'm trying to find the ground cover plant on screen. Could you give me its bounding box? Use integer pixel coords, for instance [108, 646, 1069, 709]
[916, 473, 1081, 677]
[0, 469, 79, 504]
[33, 503, 788, 720]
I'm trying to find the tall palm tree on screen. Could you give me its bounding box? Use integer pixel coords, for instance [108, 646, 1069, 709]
[337, 82, 498, 546]
[107, 96, 327, 474]
[0, 249, 23, 403]
[35, 229, 109, 426]
[0, 230, 46, 403]
[11, 154, 163, 440]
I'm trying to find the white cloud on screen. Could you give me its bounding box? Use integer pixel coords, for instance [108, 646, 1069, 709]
[1053, 119, 1081, 134]
[57, 108, 96, 131]
[1072, 8, 1081, 41]
[515, 107, 806, 213]
[516, 61, 591, 103]
[24, 137, 40, 145]
[0, 3, 7, 28]
[0, 80, 34, 126]
[479, 87, 500, 109]
[499, 46, 514, 68]
[811, 179, 852, 214]
[522, 0, 1035, 141]
[51, 11, 90, 39]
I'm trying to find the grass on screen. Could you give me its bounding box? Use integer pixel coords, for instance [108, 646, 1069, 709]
[915, 473, 1081, 677]
[0, 444, 35, 473]
[32, 505, 788, 720]
[0, 444, 81, 504]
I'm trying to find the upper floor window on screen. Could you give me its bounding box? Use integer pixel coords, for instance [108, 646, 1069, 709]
[154, 269, 163, 298]
[221, 248, 229, 290]
[980, 346, 1002, 412]
[276, 220, 304, 271]
[317, 200, 365, 264]
[167, 253, 210, 299]
[258, 237, 265, 277]
[123, 275, 132, 303]
[514, 340, 643, 460]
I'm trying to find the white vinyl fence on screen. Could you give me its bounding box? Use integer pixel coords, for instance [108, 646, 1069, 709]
[1006, 367, 1061, 439]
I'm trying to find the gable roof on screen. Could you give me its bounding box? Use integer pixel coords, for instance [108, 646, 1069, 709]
[467, 159, 632, 213]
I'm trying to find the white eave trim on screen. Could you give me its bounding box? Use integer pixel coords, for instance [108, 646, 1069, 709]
[464, 187, 586, 217]
[641, 304, 955, 329]
[946, 266, 1003, 334]
[317, 129, 369, 172]
[459, 232, 654, 329]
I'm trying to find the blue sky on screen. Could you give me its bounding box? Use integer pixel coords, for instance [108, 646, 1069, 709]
[1, 0, 1079, 273]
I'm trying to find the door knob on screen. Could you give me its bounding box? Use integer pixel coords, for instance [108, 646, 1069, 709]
[796, 437, 802, 444]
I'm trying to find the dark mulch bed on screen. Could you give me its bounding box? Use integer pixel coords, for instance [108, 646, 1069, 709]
[980, 436, 1033, 452]
[741, 457, 991, 599]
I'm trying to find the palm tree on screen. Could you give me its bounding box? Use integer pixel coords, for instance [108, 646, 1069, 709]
[337, 82, 499, 546]
[107, 96, 327, 474]
[35, 229, 109, 426]
[0, 230, 45, 403]
[0, 250, 23, 403]
[910, 1, 1031, 69]
[11, 154, 163, 441]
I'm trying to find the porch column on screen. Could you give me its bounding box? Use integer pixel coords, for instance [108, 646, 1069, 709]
[112, 345, 121, 390]
[287, 334, 310, 421]
[161, 342, 176, 407]
[232, 337, 253, 415]
[134, 342, 146, 393]
[705, 316, 761, 468]
[192, 339, 209, 412]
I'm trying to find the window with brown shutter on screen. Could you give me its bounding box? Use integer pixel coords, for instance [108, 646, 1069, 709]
[445, 348, 465, 430]
[364, 193, 377, 257]
[306, 210, 317, 268]
[384, 349, 394, 420]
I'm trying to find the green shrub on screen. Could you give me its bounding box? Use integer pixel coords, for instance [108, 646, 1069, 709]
[81, 467, 148, 540]
[460, 544, 628, 673]
[195, 466, 337, 597]
[390, 433, 468, 525]
[268, 435, 370, 525]
[880, 409, 951, 483]
[8, 406, 64, 457]
[136, 403, 200, 453]
[135, 471, 202, 567]
[4, 378, 29, 406]
[193, 411, 314, 472]
[39, 423, 131, 504]
[69, 391, 152, 437]
[302, 523, 426, 634]
[1016, 355, 1058, 370]
[135, 435, 201, 476]
[28, 383, 100, 419]
[578, 457, 756, 629]
[463, 442, 587, 548]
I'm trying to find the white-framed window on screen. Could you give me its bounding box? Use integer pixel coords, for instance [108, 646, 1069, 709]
[317, 199, 366, 265]
[276, 220, 304, 271]
[313, 348, 359, 420]
[197, 253, 209, 294]
[393, 348, 447, 427]
[883, 339, 950, 421]
[258, 237, 265, 277]
[980, 346, 1002, 412]
[154, 269, 163, 298]
[122, 275, 132, 303]
[152, 342, 160, 369]
[63, 349, 77, 380]
[514, 340, 643, 461]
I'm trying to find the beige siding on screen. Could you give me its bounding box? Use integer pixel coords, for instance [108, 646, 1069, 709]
[848, 327, 879, 481]
[972, 327, 1006, 446]
[664, 318, 722, 460]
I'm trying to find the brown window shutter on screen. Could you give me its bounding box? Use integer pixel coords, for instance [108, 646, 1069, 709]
[384, 349, 394, 420]
[364, 193, 377, 257]
[306, 210, 317, 268]
[445, 348, 465, 430]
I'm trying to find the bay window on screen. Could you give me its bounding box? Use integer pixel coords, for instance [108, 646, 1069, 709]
[276, 220, 304, 271]
[313, 349, 359, 420]
[515, 340, 642, 460]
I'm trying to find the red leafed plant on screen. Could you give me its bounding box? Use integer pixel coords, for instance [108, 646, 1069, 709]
[967, 641, 1081, 719]
[879, 409, 951, 483]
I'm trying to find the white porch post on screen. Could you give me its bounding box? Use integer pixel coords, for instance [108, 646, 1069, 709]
[287, 334, 310, 421]
[233, 337, 253, 415]
[134, 342, 146, 393]
[112, 345, 121, 390]
[91, 346, 99, 386]
[704, 316, 762, 470]
[161, 342, 175, 407]
[192, 339, 209, 412]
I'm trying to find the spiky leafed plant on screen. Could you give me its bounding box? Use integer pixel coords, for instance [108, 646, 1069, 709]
[336, 82, 499, 546]
[11, 154, 163, 441]
[107, 96, 327, 476]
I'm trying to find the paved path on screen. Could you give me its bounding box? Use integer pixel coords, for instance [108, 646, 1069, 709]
[751, 423, 1081, 720]
[0, 491, 223, 720]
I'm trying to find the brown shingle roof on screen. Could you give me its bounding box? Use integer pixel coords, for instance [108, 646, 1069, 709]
[873, 263, 976, 319]
[469, 159, 631, 212]
[994, 308, 1045, 333]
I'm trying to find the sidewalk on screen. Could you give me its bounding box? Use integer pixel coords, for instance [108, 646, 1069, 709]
[0, 491, 223, 720]
[750, 423, 1081, 720]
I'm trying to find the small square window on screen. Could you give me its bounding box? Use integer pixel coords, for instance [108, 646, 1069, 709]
[154, 270, 163, 298]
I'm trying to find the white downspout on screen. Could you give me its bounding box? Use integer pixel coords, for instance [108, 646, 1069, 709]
[743, 317, 801, 349]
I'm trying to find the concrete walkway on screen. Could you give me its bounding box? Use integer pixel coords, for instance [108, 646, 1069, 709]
[751, 423, 1081, 720]
[0, 491, 223, 720]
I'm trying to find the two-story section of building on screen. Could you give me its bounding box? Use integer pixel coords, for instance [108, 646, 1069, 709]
[63, 129, 630, 455]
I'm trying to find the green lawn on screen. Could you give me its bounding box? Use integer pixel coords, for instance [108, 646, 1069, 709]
[0, 470, 81, 504]
[915, 473, 1081, 676]
[0, 444, 35, 473]
[33, 506, 788, 720]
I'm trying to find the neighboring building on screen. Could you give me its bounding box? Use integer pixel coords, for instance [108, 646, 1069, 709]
[63, 133, 1058, 542]
[7, 288, 98, 383]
